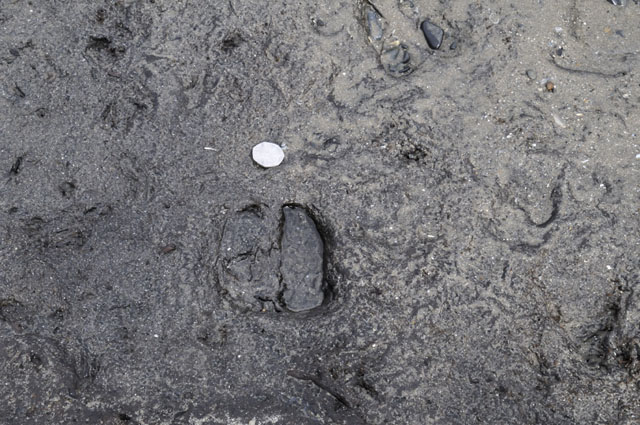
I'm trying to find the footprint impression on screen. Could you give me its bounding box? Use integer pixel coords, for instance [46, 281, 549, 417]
[217, 205, 331, 313]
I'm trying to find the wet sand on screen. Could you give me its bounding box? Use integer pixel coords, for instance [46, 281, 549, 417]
[1, 1, 639, 423]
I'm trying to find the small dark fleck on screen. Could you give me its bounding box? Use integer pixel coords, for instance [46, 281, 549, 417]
[324, 137, 340, 152]
[87, 36, 112, 51]
[58, 181, 76, 197]
[221, 33, 243, 52]
[29, 352, 43, 368]
[10, 156, 23, 175]
[449, 41, 457, 50]
[9, 48, 19, 57]
[615, 30, 624, 37]
[556, 47, 563, 56]
[161, 243, 177, 254]
[14, 85, 25, 98]
[96, 8, 106, 23]
[118, 413, 132, 421]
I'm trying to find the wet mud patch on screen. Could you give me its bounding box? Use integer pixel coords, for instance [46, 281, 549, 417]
[216, 204, 335, 313]
[2, 0, 640, 423]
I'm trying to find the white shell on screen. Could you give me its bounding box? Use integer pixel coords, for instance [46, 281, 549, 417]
[252, 142, 284, 168]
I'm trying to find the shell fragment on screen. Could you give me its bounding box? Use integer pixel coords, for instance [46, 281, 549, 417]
[252, 142, 284, 168]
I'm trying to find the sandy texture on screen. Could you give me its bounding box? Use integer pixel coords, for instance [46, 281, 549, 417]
[1, 1, 639, 424]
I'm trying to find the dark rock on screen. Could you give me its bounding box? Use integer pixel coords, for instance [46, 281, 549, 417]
[218, 208, 280, 309]
[421, 19, 444, 50]
[280, 206, 325, 312]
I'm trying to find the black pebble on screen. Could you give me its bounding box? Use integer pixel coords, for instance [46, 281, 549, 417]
[421, 20, 444, 50]
[556, 47, 563, 56]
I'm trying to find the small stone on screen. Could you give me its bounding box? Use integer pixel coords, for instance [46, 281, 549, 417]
[366, 8, 384, 41]
[526, 69, 537, 80]
[545, 81, 555, 92]
[556, 47, 563, 56]
[252, 142, 284, 168]
[609, 0, 627, 6]
[420, 20, 444, 50]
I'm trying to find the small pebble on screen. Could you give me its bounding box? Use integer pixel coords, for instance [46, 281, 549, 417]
[366, 9, 384, 41]
[609, 0, 627, 6]
[252, 142, 284, 168]
[545, 81, 555, 92]
[556, 47, 563, 56]
[526, 69, 537, 80]
[421, 20, 444, 50]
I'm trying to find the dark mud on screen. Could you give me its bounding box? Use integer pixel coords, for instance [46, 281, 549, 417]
[1, 1, 639, 424]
